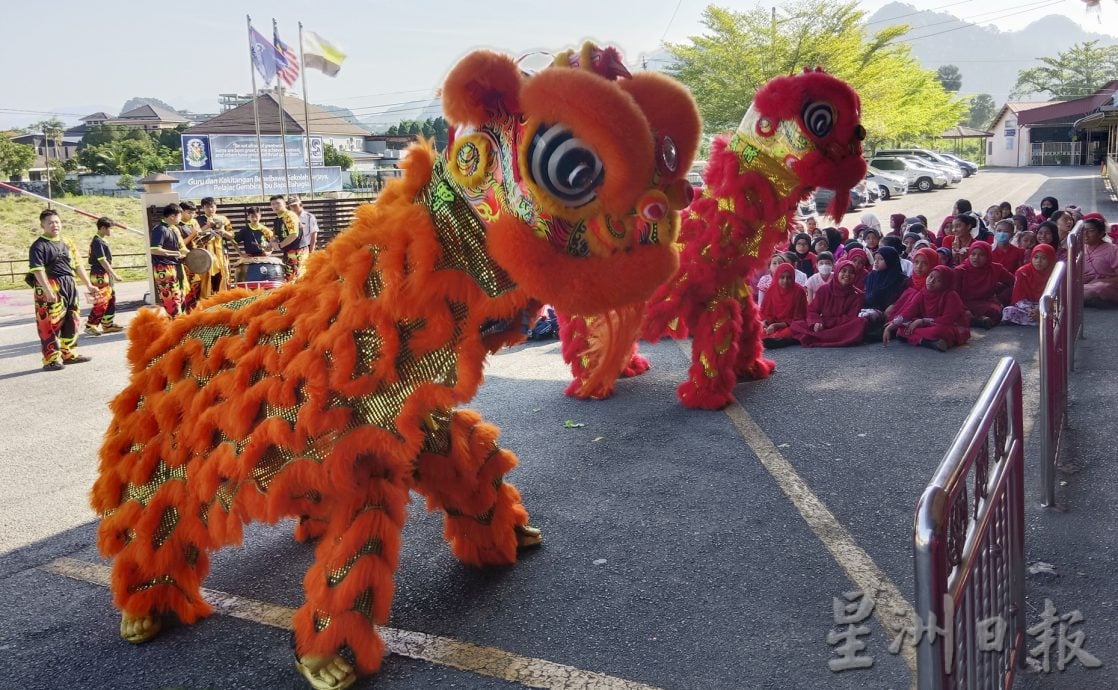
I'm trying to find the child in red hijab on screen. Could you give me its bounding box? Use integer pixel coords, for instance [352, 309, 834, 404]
[790, 259, 866, 347]
[888, 246, 939, 319]
[953, 241, 1014, 328]
[760, 263, 808, 348]
[844, 247, 870, 290]
[883, 265, 970, 351]
[1002, 244, 1056, 326]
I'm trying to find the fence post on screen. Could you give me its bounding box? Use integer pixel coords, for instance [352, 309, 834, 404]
[1038, 261, 1067, 508]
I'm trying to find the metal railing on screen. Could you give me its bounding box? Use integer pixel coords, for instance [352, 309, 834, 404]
[1064, 228, 1085, 371]
[0, 252, 152, 285]
[913, 357, 1026, 690]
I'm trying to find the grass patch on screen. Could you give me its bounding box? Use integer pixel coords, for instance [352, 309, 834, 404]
[0, 195, 151, 290]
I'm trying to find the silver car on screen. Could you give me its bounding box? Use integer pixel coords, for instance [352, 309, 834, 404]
[866, 169, 907, 200]
[868, 157, 948, 193]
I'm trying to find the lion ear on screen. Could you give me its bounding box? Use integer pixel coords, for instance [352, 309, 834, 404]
[441, 50, 524, 127]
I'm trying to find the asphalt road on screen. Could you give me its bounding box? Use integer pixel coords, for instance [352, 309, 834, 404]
[0, 167, 1115, 690]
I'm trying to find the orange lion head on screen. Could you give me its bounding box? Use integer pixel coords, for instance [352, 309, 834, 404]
[440, 42, 701, 315]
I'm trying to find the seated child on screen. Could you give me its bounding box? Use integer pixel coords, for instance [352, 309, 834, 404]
[760, 263, 807, 348]
[804, 251, 834, 302]
[235, 206, 275, 257]
[756, 253, 807, 305]
[788, 232, 817, 277]
[861, 246, 910, 334]
[790, 259, 866, 348]
[953, 241, 1014, 328]
[991, 219, 1024, 272]
[1002, 244, 1056, 326]
[844, 247, 870, 289]
[883, 265, 970, 352]
[888, 247, 939, 319]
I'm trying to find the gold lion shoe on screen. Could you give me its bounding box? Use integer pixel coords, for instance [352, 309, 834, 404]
[295, 655, 357, 690]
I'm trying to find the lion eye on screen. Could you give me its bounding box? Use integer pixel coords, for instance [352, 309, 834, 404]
[528, 124, 604, 207]
[802, 101, 835, 139]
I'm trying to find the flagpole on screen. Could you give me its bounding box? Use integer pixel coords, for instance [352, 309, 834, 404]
[274, 18, 292, 196]
[298, 21, 316, 200]
[247, 15, 267, 201]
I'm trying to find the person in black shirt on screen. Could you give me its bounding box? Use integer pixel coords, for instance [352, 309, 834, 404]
[87, 216, 126, 336]
[150, 204, 188, 317]
[235, 206, 274, 257]
[27, 208, 100, 370]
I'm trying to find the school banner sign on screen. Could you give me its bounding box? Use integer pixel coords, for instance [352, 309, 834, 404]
[170, 166, 343, 198]
[181, 134, 325, 171]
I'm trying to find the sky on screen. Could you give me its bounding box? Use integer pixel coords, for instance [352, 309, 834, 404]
[2, 0, 1115, 130]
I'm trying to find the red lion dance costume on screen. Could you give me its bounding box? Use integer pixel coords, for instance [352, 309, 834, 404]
[90, 44, 699, 690]
[560, 68, 867, 409]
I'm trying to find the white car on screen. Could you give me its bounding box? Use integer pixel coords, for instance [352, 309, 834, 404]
[868, 157, 948, 193]
[866, 169, 907, 200]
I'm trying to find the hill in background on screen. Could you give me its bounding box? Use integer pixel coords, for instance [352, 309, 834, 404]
[866, 2, 1118, 102]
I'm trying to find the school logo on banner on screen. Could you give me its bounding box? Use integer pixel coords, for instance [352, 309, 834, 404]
[183, 136, 212, 170]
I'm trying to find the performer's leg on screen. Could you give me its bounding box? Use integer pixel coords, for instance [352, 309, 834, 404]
[412, 409, 537, 567]
[677, 296, 742, 410]
[33, 279, 65, 367]
[732, 295, 776, 380]
[292, 452, 411, 687]
[58, 280, 81, 362]
[100, 492, 215, 643]
[154, 265, 183, 318]
[102, 281, 120, 330]
[87, 273, 109, 327]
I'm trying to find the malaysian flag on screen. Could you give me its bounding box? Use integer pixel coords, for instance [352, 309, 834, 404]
[273, 23, 300, 87]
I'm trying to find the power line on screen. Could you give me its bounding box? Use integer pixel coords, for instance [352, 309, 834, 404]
[660, 0, 684, 43]
[901, 0, 1065, 42]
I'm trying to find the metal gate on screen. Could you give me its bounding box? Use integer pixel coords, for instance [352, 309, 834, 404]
[913, 357, 1026, 689]
[1029, 142, 1082, 166]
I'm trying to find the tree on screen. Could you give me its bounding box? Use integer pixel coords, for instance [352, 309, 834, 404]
[936, 65, 962, 92]
[1012, 41, 1118, 100]
[0, 136, 36, 179]
[666, 1, 965, 147]
[386, 125, 399, 135]
[323, 143, 353, 171]
[966, 94, 997, 130]
[431, 117, 449, 151]
[406, 121, 421, 136]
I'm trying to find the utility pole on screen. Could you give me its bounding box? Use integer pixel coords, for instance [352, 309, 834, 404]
[772, 6, 777, 53]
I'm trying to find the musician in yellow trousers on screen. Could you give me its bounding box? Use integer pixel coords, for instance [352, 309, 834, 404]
[197, 196, 235, 295]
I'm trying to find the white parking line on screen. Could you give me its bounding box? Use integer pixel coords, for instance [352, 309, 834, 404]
[717, 398, 918, 677]
[41, 556, 663, 690]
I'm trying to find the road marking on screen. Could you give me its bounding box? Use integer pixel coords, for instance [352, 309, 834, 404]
[40, 556, 662, 690]
[712, 391, 919, 676]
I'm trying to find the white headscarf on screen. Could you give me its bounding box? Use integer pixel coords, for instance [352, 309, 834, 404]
[860, 213, 881, 232]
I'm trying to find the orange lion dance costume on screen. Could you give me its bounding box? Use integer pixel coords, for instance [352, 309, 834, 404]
[90, 44, 699, 690]
[560, 68, 867, 409]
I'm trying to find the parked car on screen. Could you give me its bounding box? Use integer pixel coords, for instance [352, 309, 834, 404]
[867, 157, 948, 193]
[875, 148, 964, 183]
[866, 169, 907, 200]
[813, 186, 862, 215]
[686, 160, 707, 191]
[935, 152, 978, 176]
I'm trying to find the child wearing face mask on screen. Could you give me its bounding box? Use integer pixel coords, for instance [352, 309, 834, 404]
[991, 219, 1024, 272]
[804, 251, 834, 302]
